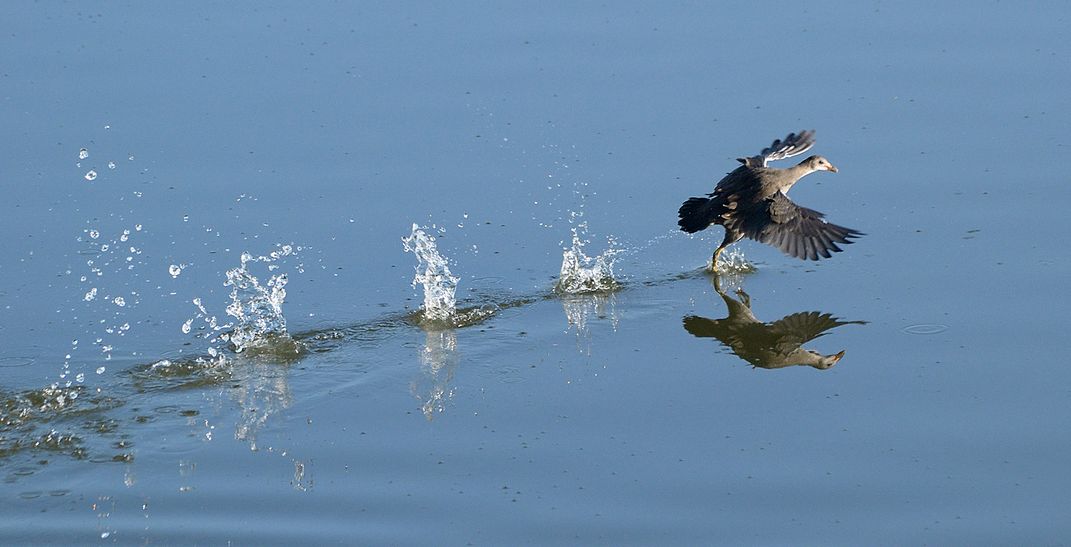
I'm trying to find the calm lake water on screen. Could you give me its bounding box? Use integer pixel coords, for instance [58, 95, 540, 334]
[3, 2, 1070, 544]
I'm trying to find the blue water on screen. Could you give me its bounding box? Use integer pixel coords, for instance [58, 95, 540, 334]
[3, 2, 1070, 544]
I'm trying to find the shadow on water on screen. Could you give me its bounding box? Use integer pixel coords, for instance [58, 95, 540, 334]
[683, 272, 867, 370]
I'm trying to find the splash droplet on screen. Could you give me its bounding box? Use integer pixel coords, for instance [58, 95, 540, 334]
[78, 148, 89, 160]
[113, 296, 126, 307]
[84, 288, 98, 301]
[169, 264, 183, 278]
[84, 170, 98, 181]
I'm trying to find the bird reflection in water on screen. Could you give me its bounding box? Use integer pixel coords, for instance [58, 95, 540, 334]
[683, 274, 865, 370]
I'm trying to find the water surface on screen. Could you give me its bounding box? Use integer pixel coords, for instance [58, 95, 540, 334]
[2, 2, 1070, 544]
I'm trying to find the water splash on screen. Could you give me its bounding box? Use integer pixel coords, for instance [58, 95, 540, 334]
[182, 245, 301, 357]
[710, 248, 756, 274]
[402, 224, 460, 323]
[223, 246, 295, 353]
[555, 217, 620, 294]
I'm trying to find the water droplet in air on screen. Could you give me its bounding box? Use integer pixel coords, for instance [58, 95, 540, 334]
[84, 288, 98, 301]
[78, 148, 89, 160]
[108, 161, 116, 169]
[181, 318, 193, 334]
[96, 366, 106, 375]
[135, 224, 143, 231]
[113, 296, 126, 307]
[84, 170, 98, 181]
[169, 264, 182, 278]
[88, 229, 100, 239]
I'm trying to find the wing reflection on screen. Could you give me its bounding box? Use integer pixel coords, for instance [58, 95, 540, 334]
[683, 274, 865, 370]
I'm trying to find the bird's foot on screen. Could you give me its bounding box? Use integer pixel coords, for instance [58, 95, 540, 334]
[736, 289, 751, 309]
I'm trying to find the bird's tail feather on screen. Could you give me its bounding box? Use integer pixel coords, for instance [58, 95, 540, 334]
[678, 197, 714, 233]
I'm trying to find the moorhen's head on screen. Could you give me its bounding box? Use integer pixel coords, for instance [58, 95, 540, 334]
[808, 349, 846, 370]
[802, 155, 838, 173]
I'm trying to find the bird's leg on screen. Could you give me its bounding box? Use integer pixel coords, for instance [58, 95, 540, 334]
[711, 229, 741, 272]
[711, 244, 726, 272]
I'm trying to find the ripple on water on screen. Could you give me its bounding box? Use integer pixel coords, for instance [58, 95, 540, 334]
[902, 324, 949, 335]
[0, 357, 35, 368]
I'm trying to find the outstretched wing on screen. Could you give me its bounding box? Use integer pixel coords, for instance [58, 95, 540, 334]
[738, 130, 816, 168]
[749, 192, 863, 260]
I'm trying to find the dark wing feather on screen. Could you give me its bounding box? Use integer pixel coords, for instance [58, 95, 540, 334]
[769, 311, 866, 344]
[748, 192, 863, 260]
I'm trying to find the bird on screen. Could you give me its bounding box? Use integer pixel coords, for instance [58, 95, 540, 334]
[677, 130, 862, 270]
[682, 273, 866, 370]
